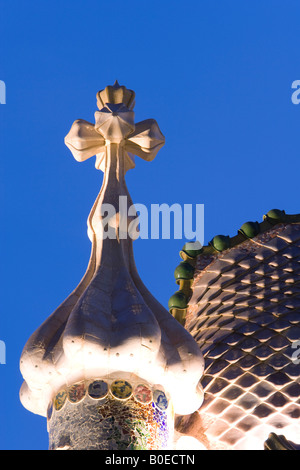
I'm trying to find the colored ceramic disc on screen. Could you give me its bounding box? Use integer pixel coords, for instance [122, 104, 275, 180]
[68, 382, 86, 403]
[110, 380, 132, 400]
[133, 383, 153, 404]
[153, 389, 168, 411]
[88, 380, 108, 399]
[54, 390, 67, 411]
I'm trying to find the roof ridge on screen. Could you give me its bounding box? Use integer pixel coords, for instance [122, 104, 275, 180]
[168, 209, 300, 325]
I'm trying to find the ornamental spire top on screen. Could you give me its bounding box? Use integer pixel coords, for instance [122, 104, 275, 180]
[64, 80, 164, 172]
[96, 79, 136, 109]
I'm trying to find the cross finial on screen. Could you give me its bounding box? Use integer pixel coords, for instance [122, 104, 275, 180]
[64, 82, 165, 173]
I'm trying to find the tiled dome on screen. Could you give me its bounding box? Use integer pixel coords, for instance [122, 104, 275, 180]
[173, 214, 300, 450]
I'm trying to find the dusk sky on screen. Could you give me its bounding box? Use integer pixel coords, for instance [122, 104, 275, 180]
[1, 0, 300, 449]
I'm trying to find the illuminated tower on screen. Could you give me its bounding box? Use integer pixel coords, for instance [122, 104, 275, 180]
[19, 82, 204, 450]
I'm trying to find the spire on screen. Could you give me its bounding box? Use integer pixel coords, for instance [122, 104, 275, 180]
[19, 83, 204, 450]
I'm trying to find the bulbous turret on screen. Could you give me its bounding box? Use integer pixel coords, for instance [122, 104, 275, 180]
[19, 84, 204, 450]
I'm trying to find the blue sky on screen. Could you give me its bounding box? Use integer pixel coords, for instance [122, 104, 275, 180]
[1, 0, 300, 450]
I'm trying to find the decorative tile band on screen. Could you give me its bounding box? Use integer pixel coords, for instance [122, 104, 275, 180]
[49, 379, 169, 419]
[48, 391, 174, 450]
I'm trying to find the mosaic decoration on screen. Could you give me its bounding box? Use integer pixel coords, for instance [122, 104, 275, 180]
[153, 389, 168, 411]
[68, 382, 86, 403]
[133, 383, 152, 404]
[88, 380, 108, 400]
[110, 380, 133, 400]
[54, 390, 67, 411]
[50, 380, 170, 418]
[49, 393, 173, 450]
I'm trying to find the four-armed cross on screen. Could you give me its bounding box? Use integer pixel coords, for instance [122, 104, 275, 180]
[64, 81, 165, 173]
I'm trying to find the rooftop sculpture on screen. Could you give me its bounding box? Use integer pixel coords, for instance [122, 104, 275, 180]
[19, 82, 204, 450]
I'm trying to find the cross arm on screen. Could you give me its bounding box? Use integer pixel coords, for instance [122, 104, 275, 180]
[64, 119, 105, 162]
